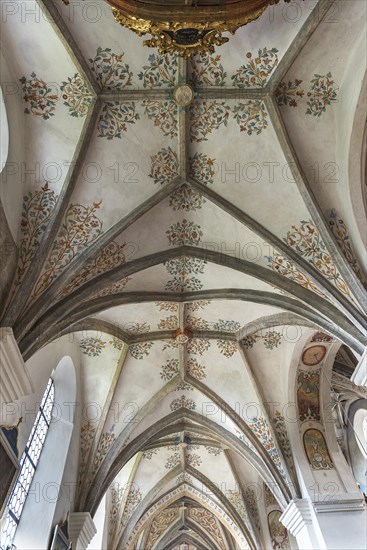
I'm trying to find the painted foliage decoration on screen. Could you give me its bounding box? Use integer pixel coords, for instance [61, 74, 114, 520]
[20, 72, 59, 119]
[207, 446, 222, 456]
[138, 53, 178, 88]
[79, 336, 107, 357]
[187, 300, 211, 312]
[167, 219, 203, 246]
[32, 201, 103, 298]
[169, 185, 205, 212]
[245, 487, 261, 530]
[59, 240, 127, 298]
[189, 152, 216, 185]
[243, 330, 282, 350]
[268, 510, 290, 549]
[189, 53, 227, 87]
[187, 358, 206, 380]
[231, 47, 279, 88]
[268, 253, 325, 297]
[160, 358, 179, 381]
[120, 484, 143, 528]
[89, 47, 133, 90]
[142, 448, 158, 460]
[60, 73, 93, 117]
[276, 72, 339, 117]
[98, 101, 139, 139]
[264, 484, 278, 507]
[273, 411, 295, 475]
[328, 209, 367, 287]
[189, 100, 230, 142]
[145, 508, 180, 550]
[186, 315, 210, 330]
[156, 301, 179, 312]
[170, 396, 196, 411]
[227, 491, 249, 523]
[303, 429, 334, 470]
[93, 429, 115, 474]
[187, 508, 226, 550]
[186, 452, 202, 468]
[157, 315, 179, 330]
[165, 452, 181, 469]
[164, 257, 207, 292]
[248, 417, 286, 477]
[108, 483, 124, 540]
[96, 277, 131, 297]
[16, 183, 58, 287]
[150, 147, 179, 185]
[297, 370, 321, 422]
[213, 319, 241, 332]
[129, 341, 154, 359]
[79, 420, 97, 480]
[142, 100, 178, 137]
[186, 338, 211, 356]
[233, 100, 268, 135]
[216, 339, 238, 357]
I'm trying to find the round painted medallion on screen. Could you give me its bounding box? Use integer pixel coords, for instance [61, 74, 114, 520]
[302, 345, 327, 366]
[173, 84, 194, 106]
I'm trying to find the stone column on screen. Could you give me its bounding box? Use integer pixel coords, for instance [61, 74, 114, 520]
[69, 512, 97, 550]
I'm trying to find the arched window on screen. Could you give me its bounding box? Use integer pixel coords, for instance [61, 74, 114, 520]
[1, 378, 54, 549]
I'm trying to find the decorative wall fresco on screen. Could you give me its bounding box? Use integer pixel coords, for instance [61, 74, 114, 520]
[297, 370, 321, 422]
[227, 491, 249, 524]
[301, 344, 326, 366]
[186, 453, 202, 468]
[311, 332, 333, 343]
[267, 253, 325, 297]
[142, 100, 178, 137]
[80, 336, 107, 356]
[189, 100, 230, 142]
[233, 101, 268, 135]
[186, 316, 209, 330]
[60, 74, 93, 117]
[15, 183, 58, 287]
[93, 429, 115, 474]
[245, 487, 261, 530]
[169, 185, 205, 212]
[89, 47, 133, 90]
[164, 258, 207, 292]
[129, 342, 154, 359]
[187, 358, 206, 380]
[264, 484, 277, 507]
[186, 338, 211, 356]
[79, 420, 97, 482]
[156, 302, 179, 312]
[145, 508, 180, 550]
[108, 483, 124, 542]
[120, 484, 142, 528]
[32, 201, 103, 298]
[98, 101, 139, 139]
[157, 315, 179, 330]
[138, 53, 178, 88]
[95, 277, 131, 297]
[20, 72, 59, 120]
[189, 152, 216, 184]
[186, 300, 211, 312]
[267, 510, 290, 549]
[273, 411, 295, 475]
[216, 339, 238, 357]
[303, 429, 334, 470]
[187, 508, 226, 550]
[242, 330, 282, 350]
[150, 147, 179, 185]
[248, 417, 286, 477]
[189, 53, 226, 87]
[165, 452, 181, 469]
[328, 209, 367, 287]
[207, 446, 222, 456]
[231, 47, 279, 88]
[160, 358, 180, 381]
[276, 72, 339, 117]
[170, 396, 196, 411]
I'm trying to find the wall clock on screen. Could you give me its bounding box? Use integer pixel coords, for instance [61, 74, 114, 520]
[302, 345, 327, 366]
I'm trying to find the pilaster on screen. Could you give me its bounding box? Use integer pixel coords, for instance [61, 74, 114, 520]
[69, 512, 97, 550]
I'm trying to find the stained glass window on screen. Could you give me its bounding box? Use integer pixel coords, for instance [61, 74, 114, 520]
[1, 378, 54, 549]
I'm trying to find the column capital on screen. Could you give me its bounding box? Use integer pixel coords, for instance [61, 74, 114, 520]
[280, 498, 313, 537]
[69, 512, 97, 550]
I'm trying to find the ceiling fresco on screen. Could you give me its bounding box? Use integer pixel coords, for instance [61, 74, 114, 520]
[0, 0, 366, 549]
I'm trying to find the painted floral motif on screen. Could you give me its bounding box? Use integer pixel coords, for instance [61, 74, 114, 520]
[245, 488, 261, 530]
[264, 484, 278, 507]
[297, 370, 320, 422]
[129, 341, 154, 359]
[176, 472, 192, 484]
[187, 358, 206, 380]
[329, 209, 367, 287]
[120, 485, 142, 527]
[98, 101, 139, 139]
[160, 358, 179, 380]
[189, 152, 216, 185]
[187, 508, 226, 550]
[233, 100, 268, 135]
[138, 53, 178, 88]
[150, 146, 179, 185]
[109, 337, 124, 351]
[95, 277, 131, 297]
[216, 339, 238, 357]
[158, 315, 179, 330]
[190, 100, 230, 142]
[242, 330, 283, 350]
[235, 429, 258, 455]
[307, 73, 339, 116]
[166, 220, 203, 246]
[32, 201, 103, 298]
[249, 417, 286, 476]
[186, 453, 202, 468]
[60, 241, 127, 298]
[213, 319, 241, 332]
[142, 448, 159, 459]
[170, 396, 196, 411]
[142, 100, 178, 137]
[93, 430, 115, 473]
[189, 53, 226, 87]
[276, 73, 338, 117]
[169, 185, 205, 211]
[207, 446, 222, 456]
[165, 452, 181, 469]
[275, 79, 304, 107]
[89, 47, 133, 90]
[20, 72, 59, 119]
[187, 338, 211, 356]
[79, 336, 106, 356]
[268, 510, 290, 549]
[108, 483, 124, 539]
[124, 322, 150, 335]
[165, 257, 207, 292]
[268, 254, 325, 297]
[227, 491, 249, 524]
[175, 380, 194, 391]
[273, 411, 295, 474]
[232, 47, 278, 88]
[284, 220, 352, 300]
[311, 331, 333, 343]
[156, 301, 179, 312]
[16, 183, 58, 286]
[79, 420, 97, 478]
[187, 300, 211, 312]
[60, 73, 93, 117]
[146, 509, 180, 550]
[186, 316, 209, 330]
[303, 429, 333, 469]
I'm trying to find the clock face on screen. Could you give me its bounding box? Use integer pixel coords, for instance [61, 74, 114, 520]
[302, 345, 327, 366]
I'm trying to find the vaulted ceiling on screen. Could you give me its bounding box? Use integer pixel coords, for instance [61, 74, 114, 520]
[0, 0, 366, 549]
